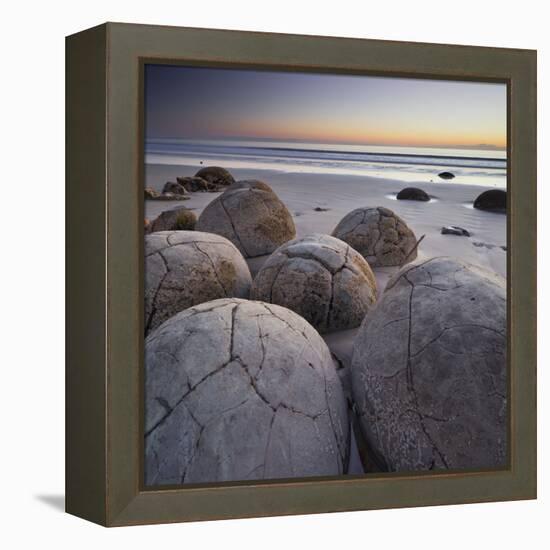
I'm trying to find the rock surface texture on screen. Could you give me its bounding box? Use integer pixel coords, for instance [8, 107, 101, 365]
[251, 234, 377, 333]
[196, 186, 296, 257]
[351, 257, 507, 471]
[332, 207, 418, 267]
[145, 232, 252, 334]
[145, 298, 350, 485]
[147, 207, 197, 233]
[396, 187, 430, 202]
[473, 189, 507, 212]
[224, 179, 274, 194]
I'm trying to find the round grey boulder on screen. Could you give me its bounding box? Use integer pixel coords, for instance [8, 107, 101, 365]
[145, 298, 349, 485]
[351, 257, 507, 472]
[332, 206, 418, 267]
[145, 231, 252, 334]
[251, 234, 378, 333]
[196, 186, 296, 258]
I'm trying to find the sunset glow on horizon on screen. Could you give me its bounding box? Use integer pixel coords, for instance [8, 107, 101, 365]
[145, 65, 507, 150]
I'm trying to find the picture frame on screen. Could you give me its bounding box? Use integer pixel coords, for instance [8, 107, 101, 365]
[66, 22, 537, 527]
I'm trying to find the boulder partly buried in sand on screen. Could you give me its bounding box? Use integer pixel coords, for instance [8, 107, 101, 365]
[176, 176, 210, 192]
[194, 166, 235, 187]
[473, 189, 506, 212]
[251, 234, 377, 333]
[438, 171, 455, 180]
[331, 207, 418, 267]
[145, 231, 252, 334]
[147, 207, 197, 233]
[396, 187, 430, 202]
[145, 298, 349, 485]
[351, 257, 507, 472]
[224, 179, 274, 194]
[441, 225, 470, 237]
[196, 186, 296, 258]
[163, 181, 187, 195]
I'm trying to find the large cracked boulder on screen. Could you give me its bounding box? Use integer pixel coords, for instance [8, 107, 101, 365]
[251, 234, 377, 333]
[332, 206, 418, 267]
[145, 232, 252, 334]
[196, 186, 296, 258]
[351, 257, 507, 472]
[145, 298, 349, 485]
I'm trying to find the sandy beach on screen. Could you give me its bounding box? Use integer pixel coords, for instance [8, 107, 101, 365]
[145, 162, 506, 283]
[145, 162, 507, 476]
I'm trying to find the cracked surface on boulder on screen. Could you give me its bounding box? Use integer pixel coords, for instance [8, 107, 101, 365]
[145, 298, 349, 485]
[332, 206, 418, 267]
[351, 257, 507, 472]
[196, 186, 296, 258]
[251, 234, 377, 333]
[145, 231, 252, 335]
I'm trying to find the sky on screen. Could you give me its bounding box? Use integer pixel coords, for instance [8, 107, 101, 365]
[144, 64, 507, 149]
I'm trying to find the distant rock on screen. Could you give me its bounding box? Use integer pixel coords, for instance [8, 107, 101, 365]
[145, 187, 188, 201]
[314, 207, 330, 212]
[176, 176, 210, 192]
[147, 207, 197, 233]
[438, 171, 455, 180]
[441, 225, 470, 237]
[195, 166, 235, 188]
[473, 189, 506, 212]
[332, 207, 418, 267]
[396, 187, 430, 202]
[163, 181, 187, 195]
[251, 234, 378, 333]
[144, 188, 159, 199]
[196, 186, 296, 258]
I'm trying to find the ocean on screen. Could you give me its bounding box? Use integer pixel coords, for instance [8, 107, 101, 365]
[145, 138, 507, 189]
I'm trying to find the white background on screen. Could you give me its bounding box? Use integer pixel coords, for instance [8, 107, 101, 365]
[0, 0, 547, 546]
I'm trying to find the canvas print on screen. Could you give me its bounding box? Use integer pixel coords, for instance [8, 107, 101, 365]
[143, 64, 507, 486]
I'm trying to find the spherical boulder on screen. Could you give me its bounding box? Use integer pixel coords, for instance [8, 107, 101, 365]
[225, 179, 274, 194]
[196, 186, 296, 257]
[473, 189, 506, 212]
[147, 207, 197, 233]
[251, 234, 377, 333]
[145, 298, 349, 485]
[351, 257, 507, 472]
[396, 187, 430, 202]
[194, 166, 235, 187]
[332, 207, 418, 267]
[145, 231, 252, 334]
